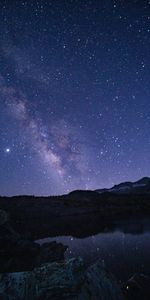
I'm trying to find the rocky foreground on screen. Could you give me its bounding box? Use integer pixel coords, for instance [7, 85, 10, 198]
[0, 258, 124, 300]
[0, 209, 124, 299]
[1, 179, 150, 300]
[1, 209, 150, 299]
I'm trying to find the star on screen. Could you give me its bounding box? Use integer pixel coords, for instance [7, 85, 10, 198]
[5, 148, 10, 153]
[0, 0, 149, 196]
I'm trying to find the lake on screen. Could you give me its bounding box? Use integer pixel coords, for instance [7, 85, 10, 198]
[37, 217, 150, 282]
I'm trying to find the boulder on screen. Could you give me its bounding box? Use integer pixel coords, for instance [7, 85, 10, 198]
[82, 261, 123, 300]
[0, 258, 123, 300]
[37, 241, 67, 265]
[0, 210, 67, 272]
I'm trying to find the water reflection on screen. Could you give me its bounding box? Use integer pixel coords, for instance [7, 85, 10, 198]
[37, 218, 150, 281]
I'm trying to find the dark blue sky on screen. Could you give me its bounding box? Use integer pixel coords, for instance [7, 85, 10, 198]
[0, 0, 150, 195]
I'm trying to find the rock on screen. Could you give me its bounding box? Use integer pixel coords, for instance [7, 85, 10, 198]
[0, 258, 123, 300]
[82, 261, 123, 300]
[0, 210, 67, 272]
[35, 257, 85, 300]
[124, 273, 150, 300]
[37, 241, 67, 265]
[0, 270, 35, 300]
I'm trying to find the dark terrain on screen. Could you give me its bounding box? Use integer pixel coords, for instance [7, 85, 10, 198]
[1, 177, 150, 299]
[1, 177, 150, 240]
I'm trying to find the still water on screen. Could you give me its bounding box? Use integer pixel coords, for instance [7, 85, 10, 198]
[37, 218, 150, 281]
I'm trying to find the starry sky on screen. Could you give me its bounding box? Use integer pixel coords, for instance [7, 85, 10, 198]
[0, 0, 150, 196]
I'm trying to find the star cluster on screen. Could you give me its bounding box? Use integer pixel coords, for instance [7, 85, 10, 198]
[0, 0, 150, 195]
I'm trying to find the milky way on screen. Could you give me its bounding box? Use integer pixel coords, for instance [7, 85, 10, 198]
[0, 1, 150, 195]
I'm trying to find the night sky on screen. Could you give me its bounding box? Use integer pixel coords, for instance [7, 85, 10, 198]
[0, 0, 150, 196]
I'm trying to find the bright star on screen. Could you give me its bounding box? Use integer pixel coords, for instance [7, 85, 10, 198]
[5, 148, 10, 153]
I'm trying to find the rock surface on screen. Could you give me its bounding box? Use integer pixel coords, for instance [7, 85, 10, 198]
[0, 258, 123, 300]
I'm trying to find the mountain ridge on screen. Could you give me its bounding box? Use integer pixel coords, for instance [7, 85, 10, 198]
[95, 177, 150, 194]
